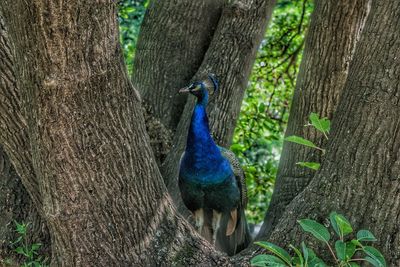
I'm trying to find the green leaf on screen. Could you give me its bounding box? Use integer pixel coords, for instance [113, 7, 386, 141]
[349, 263, 360, 267]
[255, 241, 292, 266]
[285, 136, 318, 149]
[335, 240, 356, 260]
[364, 256, 383, 267]
[363, 246, 386, 267]
[309, 113, 330, 134]
[31, 243, 42, 251]
[14, 221, 27, 235]
[296, 162, 320, 170]
[15, 247, 28, 257]
[335, 240, 345, 260]
[298, 219, 330, 242]
[329, 212, 340, 237]
[357, 230, 377, 242]
[351, 239, 363, 248]
[250, 254, 273, 265]
[308, 256, 327, 267]
[306, 247, 317, 259]
[329, 212, 353, 238]
[305, 247, 327, 267]
[124, 6, 135, 13]
[301, 242, 308, 264]
[289, 245, 303, 266]
[250, 254, 287, 267]
[230, 144, 244, 153]
[259, 103, 266, 113]
[336, 215, 353, 236]
[292, 257, 302, 266]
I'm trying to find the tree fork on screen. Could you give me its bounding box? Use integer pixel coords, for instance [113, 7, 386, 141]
[159, 0, 276, 213]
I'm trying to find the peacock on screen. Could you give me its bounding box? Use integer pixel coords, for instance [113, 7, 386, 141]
[178, 74, 251, 256]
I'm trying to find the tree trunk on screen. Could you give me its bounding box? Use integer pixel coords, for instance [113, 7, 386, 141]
[264, 0, 400, 264]
[0, 1, 228, 265]
[261, 0, 371, 238]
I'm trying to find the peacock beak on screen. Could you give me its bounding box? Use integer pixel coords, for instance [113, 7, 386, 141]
[179, 87, 190, 93]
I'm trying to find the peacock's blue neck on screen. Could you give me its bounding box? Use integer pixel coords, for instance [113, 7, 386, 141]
[186, 103, 217, 155]
[181, 99, 233, 184]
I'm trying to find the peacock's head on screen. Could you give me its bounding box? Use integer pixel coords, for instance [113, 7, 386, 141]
[179, 74, 219, 102]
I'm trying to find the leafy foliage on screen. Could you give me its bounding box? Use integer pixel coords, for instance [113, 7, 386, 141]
[309, 112, 330, 137]
[1, 222, 48, 267]
[251, 212, 386, 267]
[298, 219, 330, 243]
[255, 241, 292, 266]
[356, 230, 377, 242]
[330, 212, 353, 240]
[285, 112, 331, 171]
[118, 0, 148, 74]
[284, 136, 319, 149]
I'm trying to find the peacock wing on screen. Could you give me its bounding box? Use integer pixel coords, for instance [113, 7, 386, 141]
[219, 146, 247, 208]
[216, 146, 251, 255]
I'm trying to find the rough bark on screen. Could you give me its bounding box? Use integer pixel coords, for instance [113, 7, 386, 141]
[160, 0, 276, 213]
[0, 1, 230, 265]
[132, 0, 224, 131]
[264, 0, 400, 264]
[261, 0, 371, 238]
[0, 11, 50, 260]
[0, 10, 42, 209]
[2, 0, 400, 265]
[142, 104, 172, 166]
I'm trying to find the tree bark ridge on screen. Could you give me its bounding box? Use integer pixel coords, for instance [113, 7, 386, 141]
[0, 10, 41, 209]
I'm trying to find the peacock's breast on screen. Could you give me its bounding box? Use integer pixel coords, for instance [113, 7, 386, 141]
[203, 176, 240, 212]
[179, 155, 233, 184]
[178, 173, 240, 212]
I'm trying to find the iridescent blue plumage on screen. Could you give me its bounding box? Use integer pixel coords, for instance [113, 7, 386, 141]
[178, 75, 250, 255]
[180, 99, 233, 184]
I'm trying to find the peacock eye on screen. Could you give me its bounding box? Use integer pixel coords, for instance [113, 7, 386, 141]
[193, 84, 202, 91]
